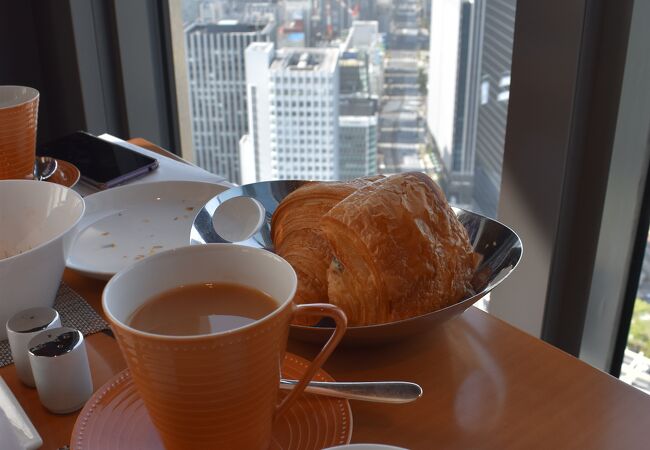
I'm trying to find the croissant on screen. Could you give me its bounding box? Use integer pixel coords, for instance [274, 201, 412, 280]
[271, 177, 382, 308]
[321, 172, 480, 325]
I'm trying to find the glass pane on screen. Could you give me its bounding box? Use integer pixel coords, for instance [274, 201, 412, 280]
[621, 229, 650, 394]
[180, 0, 516, 218]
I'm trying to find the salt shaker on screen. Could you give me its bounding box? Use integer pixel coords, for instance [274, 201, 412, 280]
[6, 307, 61, 387]
[28, 327, 93, 414]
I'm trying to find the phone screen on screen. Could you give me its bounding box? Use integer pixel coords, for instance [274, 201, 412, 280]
[37, 131, 157, 186]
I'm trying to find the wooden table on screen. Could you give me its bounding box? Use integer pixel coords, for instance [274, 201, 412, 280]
[2, 141, 650, 449]
[3, 272, 650, 449]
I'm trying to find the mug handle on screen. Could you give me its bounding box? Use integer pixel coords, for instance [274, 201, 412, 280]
[275, 303, 347, 420]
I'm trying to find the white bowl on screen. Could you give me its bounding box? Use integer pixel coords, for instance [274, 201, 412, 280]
[0, 180, 84, 339]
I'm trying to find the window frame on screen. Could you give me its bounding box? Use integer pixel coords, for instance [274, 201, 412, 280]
[60, 0, 185, 155]
[579, 0, 650, 373]
[488, 0, 639, 360]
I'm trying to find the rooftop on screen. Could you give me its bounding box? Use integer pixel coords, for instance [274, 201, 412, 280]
[186, 21, 269, 35]
[271, 47, 339, 73]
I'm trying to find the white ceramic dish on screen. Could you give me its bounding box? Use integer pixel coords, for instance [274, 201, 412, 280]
[0, 180, 84, 340]
[67, 181, 227, 280]
[0, 376, 43, 449]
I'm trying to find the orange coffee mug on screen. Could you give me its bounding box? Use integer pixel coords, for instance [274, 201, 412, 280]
[103, 244, 347, 450]
[0, 86, 39, 180]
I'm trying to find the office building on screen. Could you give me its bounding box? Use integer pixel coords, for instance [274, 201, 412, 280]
[242, 2, 279, 26]
[340, 52, 368, 96]
[186, 20, 273, 183]
[278, 0, 312, 47]
[474, 0, 515, 217]
[427, 0, 482, 205]
[197, 0, 275, 24]
[339, 98, 378, 179]
[390, 0, 427, 50]
[319, 0, 358, 40]
[342, 21, 384, 97]
[243, 42, 340, 182]
[335, 22, 382, 180]
[197, 1, 221, 23]
[239, 134, 256, 184]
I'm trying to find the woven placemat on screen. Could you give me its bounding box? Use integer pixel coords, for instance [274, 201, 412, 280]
[0, 283, 109, 367]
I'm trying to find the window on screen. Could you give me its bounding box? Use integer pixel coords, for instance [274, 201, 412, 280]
[153, 0, 646, 377]
[621, 228, 650, 394]
[497, 72, 511, 102]
[480, 79, 490, 105]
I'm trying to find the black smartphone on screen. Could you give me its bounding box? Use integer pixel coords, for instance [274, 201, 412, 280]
[37, 131, 159, 189]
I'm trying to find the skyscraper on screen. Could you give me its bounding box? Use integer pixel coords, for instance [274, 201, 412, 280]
[339, 52, 370, 97]
[242, 42, 340, 182]
[241, 42, 274, 183]
[185, 20, 273, 183]
[473, 0, 514, 217]
[242, 2, 279, 28]
[339, 98, 378, 180]
[336, 22, 382, 180]
[342, 21, 384, 98]
[427, 0, 482, 205]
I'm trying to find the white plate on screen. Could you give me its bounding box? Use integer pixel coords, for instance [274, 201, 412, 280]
[67, 181, 227, 279]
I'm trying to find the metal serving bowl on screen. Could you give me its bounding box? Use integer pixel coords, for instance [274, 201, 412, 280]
[191, 180, 523, 346]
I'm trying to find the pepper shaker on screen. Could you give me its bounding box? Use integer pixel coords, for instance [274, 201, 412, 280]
[6, 307, 61, 387]
[28, 327, 93, 414]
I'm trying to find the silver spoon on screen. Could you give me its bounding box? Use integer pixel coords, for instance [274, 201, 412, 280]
[280, 379, 422, 403]
[34, 156, 58, 181]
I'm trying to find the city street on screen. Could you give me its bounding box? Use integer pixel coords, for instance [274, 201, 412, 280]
[378, 0, 445, 183]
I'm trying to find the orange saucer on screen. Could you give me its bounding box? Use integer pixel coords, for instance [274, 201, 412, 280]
[71, 353, 353, 450]
[47, 159, 80, 188]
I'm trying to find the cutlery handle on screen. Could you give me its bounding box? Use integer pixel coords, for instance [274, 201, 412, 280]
[280, 380, 423, 404]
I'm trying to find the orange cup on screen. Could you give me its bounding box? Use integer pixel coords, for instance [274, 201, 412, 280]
[102, 244, 347, 450]
[0, 86, 39, 180]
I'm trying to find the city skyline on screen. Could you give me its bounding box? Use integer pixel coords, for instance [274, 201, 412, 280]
[182, 0, 514, 218]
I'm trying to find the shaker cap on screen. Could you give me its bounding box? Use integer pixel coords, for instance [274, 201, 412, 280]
[28, 327, 83, 358]
[7, 307, 59, 333]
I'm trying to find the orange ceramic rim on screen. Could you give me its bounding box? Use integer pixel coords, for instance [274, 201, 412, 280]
[0, 86, 39, 110]
[102, 244, 298, 341]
